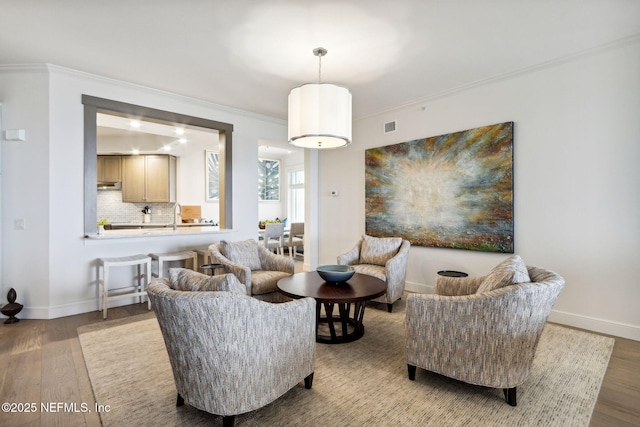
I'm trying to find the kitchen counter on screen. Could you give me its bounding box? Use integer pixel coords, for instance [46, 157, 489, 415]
[108, 222, 216, 229]
[86, 225, 231, 239]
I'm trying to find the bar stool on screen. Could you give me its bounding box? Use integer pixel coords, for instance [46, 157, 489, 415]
[98, 254, 151, 320]
[194, 249, 212, 273]
[149, 250, 198, 278]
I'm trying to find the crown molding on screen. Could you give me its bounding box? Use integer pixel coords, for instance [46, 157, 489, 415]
[0, 63, 50, 73]
[357, 33, 640, 121]
[0, 63, 286, 126]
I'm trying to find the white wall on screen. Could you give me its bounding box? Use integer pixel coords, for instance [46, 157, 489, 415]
[178, 147, 220, 222]
[0, 65, 287, 316]
[0, 68, 51, 310]
[318, 39, 640, 340]
[258, 201, 284, 223]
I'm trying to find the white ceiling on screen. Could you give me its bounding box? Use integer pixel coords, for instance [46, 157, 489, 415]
[1, 0, 639, 122]
[96, 112, 298, 158]
[96, 113, 220, 156]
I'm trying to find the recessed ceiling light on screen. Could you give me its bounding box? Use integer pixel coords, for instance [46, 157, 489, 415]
[132, 149, 140, 155]
[179, 138, 187, 144]
[130, 120, 141, 128]
[164, 145, 172, 151]
[175, 128, 185, 135]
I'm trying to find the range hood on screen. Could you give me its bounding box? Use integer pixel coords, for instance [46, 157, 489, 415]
[97, 181, 122, 190]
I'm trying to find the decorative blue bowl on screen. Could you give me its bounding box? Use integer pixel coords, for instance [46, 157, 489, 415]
[316, 265, 355, 283]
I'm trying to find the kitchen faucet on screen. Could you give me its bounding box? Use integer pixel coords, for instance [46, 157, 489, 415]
[173, 202, 182, 230]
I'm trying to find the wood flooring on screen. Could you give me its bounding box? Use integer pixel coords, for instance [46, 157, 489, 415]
[0, 304, 638, 426]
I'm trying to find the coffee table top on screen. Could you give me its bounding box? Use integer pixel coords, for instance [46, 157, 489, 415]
[277, 271, 387, 304]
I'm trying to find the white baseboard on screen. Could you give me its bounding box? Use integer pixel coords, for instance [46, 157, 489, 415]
[404, 282, 640, 342]
[48, 299, 100, 319]
[18, 297, 144, 320]
[406, 280, 433, 294]
[548, 309, 640, 342]
[17, 306, 51, 320]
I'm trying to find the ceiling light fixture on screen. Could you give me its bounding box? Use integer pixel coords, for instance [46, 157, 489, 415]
[288, 47, 352, 149]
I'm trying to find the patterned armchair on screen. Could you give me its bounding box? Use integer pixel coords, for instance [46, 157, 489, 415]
[405, 256, 565, 406]
[209, 239, 294, 302]
[337, 235, 411, 312]
[147, 269, 316, 427]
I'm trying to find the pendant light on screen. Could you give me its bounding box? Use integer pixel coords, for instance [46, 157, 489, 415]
[288, 47, 352, 149]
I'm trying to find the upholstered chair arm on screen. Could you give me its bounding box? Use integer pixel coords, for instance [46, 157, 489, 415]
[434, 275, 486, 296]
[258, 245, 295, 274]
[383, 240, 411, 302]
[527, 265, 561, 283]
[148, 283, 316, 417]
[337, 242, 361, 265]
[151, 277, 171, 288]
[405, 281, 563, 389]
[208, 244, 252, 294]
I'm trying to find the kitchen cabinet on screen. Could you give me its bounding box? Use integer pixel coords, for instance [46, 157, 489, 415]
[97, 155, 122, 182]
[122, 155, 177, 203]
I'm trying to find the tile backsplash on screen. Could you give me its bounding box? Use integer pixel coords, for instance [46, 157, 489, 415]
[97, 190, 176, 224]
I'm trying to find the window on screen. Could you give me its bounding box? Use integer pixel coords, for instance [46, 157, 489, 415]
[258, 158, 280, 201]
[288, 168, 305, 223]
[205, 150, 219, 201]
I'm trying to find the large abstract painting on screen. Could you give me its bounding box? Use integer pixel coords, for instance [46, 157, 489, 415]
[365, 122, 514, 253]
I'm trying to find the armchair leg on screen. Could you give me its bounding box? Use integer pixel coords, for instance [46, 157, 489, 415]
[178, 393, 238, 426]
[503, 387, 517, 406]
[305, 372, 314, 389]
[387, 303, 393, 313]
[408, 364, 416, 380]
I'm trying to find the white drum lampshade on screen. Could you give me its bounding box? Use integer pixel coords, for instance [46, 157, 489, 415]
[288, 82, 352, 149]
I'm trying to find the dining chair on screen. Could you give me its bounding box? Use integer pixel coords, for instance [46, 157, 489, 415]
[287, 222, 304, 258]
[262, 223, 285, 255]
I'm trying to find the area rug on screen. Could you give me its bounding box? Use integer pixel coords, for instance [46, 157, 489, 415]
[78, 298, 614, 427]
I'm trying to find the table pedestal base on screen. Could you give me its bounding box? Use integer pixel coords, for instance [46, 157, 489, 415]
[316, 301, 367, 344]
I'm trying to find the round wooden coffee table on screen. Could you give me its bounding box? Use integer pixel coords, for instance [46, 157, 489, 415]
[277, 272, 387, 344]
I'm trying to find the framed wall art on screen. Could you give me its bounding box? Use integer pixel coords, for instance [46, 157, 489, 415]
[365, 121, 514, 253]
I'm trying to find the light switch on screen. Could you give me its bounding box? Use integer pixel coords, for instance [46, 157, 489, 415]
[5, 129, 26, 141]
[14, 219, 26, 230]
